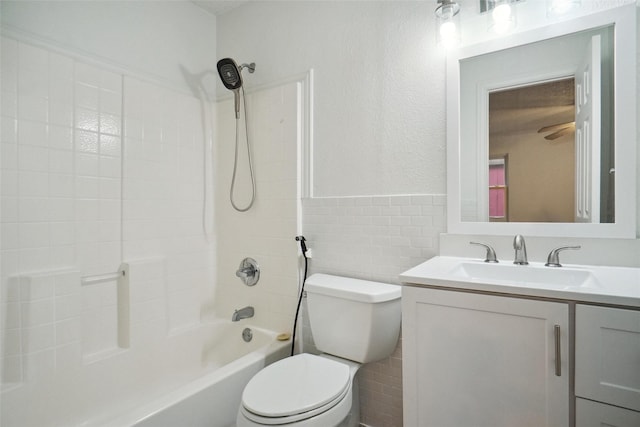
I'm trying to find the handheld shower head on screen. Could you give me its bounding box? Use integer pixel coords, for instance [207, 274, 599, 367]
[217, 58, 243, 119]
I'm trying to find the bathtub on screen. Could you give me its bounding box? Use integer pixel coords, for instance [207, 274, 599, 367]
[101, 322, 290, 427]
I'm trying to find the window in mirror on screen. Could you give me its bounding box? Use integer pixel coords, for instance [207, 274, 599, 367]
[488, 157, 508, 221]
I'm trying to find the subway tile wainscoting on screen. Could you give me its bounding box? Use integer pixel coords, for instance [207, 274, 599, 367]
[302, 195, 447, 427]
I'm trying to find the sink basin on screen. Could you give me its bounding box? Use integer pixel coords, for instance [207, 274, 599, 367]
[450, 262, 600, 289]
[400, 256, 640, 307]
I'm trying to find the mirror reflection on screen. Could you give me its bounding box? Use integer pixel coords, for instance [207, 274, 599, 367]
[460, 25, 614, 224]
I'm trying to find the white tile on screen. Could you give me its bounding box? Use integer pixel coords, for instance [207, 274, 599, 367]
[1, 302, 21, 329]
[47, 198, 74, 222]
[49, 244, 75, 267]
[1, 170, 18, 196]
[49, 222, 74, 246]
[49, 173, 74, 198]
[99, 178, 120, 199]
[1, 117, 17, 144]
[1, 328, 21, 356]
[18, 222, 49, 249]
[55, 342, 81, 371]
[18, 197, 49, 222]
[99, 155, 121, 178]
[18, 94, 48, 123]
[74, 62, 101, 87]
[18, 119, 47, 147]
[48, 101, 73, 127]
[2, 89, 18, 118]
[1, 355, 23, 383]
[76, 153, 99, 177]
[76, 176, 99, 198]
[100, 89, 121, 114]
[21, 299, 54, 328]
[75, 108, 99, 133]
[55, 294, 81, 321]
[99, 134, 121, 157]
[49, 53, 73, 81]
[23, 348, 55, 382]
[54, 271, 80, 296]
[100, 70, 122, 93]
[18, 145, 48, 171]
[48, 78, 73, 105]
[18, 171, 48, 197]
[48, 126, 73, 150]
[75, 83, 99, 110]
[18, 70, 48, 99]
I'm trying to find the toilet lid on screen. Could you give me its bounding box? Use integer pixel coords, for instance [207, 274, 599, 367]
[242, 353, 350, 418]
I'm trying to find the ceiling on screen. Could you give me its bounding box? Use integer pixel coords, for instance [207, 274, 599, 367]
[192, 0, 250, 15]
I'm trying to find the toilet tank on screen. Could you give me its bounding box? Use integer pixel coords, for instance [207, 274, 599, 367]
[305, 274, 401, 363]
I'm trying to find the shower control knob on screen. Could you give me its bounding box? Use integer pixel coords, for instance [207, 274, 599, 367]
[236, 257, 260, 286]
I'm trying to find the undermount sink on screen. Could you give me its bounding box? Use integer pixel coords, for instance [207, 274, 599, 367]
[449, 261, 601, 289]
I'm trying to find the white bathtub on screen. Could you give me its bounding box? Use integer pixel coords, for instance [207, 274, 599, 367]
[1, 320, 289, 427]
[101, 322, 290, 427]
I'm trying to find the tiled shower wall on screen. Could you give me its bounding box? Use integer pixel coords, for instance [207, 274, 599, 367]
[302, 194, 447, 427]
[214, 80, 301, 334]
[1, 36, 215, 423]
[1, 37, 125, 383]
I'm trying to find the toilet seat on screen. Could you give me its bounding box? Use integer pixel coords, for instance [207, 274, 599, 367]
[240, 354, 351, 425]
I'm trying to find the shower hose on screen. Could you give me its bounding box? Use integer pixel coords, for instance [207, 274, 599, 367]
[230, 88, 256, 212]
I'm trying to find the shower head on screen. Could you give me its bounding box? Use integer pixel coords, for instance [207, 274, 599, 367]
[217, 58, 255, 119]
[217, 58, 243, 91]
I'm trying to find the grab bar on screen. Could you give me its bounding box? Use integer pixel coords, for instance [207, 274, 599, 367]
[81, 269, 126, 286]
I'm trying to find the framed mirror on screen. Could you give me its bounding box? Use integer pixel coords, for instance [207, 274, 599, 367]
[447, 4, 637, 238]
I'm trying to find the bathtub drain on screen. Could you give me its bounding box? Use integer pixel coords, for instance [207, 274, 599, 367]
[242, 328, 253, 342]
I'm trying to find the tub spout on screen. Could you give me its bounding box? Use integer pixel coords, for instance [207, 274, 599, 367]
[232, 306, 254, 322]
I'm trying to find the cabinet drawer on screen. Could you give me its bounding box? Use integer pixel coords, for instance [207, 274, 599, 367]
[575, 305, 640, 412]
[576, 398, 640, 427]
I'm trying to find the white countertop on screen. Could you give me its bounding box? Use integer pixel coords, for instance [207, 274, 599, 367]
[400, 256, 640, 308]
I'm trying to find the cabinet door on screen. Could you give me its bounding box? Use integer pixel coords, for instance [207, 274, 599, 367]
[576, 398, 640, 427]
[402, 287, 569, 427]
[575, 305, 640, 412]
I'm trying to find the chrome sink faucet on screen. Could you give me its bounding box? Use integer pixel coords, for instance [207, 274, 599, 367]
[513, 234, 528, 265]
[232, 306, 254, 322]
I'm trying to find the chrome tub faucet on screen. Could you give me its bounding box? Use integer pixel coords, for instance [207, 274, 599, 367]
[513, 234, 528, 265]
[232, 306, 254, 322]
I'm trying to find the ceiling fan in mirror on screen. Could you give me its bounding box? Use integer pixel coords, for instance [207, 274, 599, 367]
[537, 121, 576, 141]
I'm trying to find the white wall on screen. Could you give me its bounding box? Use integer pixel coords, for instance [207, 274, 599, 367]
[217, 0, 446, 197]
[0, 0, 218, 93]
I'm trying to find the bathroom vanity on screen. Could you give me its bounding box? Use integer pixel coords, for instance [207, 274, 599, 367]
[400, 256, 640, 427]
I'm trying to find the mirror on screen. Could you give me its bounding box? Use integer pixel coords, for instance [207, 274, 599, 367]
[447, 4, 636, 238]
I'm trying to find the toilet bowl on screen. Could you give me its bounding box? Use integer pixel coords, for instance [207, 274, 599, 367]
[236, 274, 401, 427]
[237, 354, 360, 427]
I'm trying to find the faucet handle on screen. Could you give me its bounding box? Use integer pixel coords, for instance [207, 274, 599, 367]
[470, 242, 498, 263]
[545, 246, 581, 267]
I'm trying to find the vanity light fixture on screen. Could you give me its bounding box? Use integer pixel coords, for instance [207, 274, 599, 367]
[488, 0, 517, 35]
[435, 0, 461, 48]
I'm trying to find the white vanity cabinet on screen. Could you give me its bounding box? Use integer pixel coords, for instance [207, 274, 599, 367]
[575, 305, 640, 426]
[402, 286, 570, 427]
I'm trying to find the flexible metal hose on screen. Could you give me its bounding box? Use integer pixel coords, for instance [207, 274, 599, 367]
[230, 88, 256, 212]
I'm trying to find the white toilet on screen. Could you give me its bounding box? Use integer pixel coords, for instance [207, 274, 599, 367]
[236, 273, 401, 427]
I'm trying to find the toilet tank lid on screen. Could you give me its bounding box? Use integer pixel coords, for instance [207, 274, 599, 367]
[305, 274, 400, 303]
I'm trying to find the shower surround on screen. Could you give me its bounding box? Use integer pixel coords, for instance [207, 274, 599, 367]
[0, 29, 301, 424]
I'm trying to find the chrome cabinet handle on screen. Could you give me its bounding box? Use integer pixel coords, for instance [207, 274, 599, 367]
[554, 325, 561, 377]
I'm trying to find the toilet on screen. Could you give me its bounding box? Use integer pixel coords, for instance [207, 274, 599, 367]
[236, 273, 401, 427]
